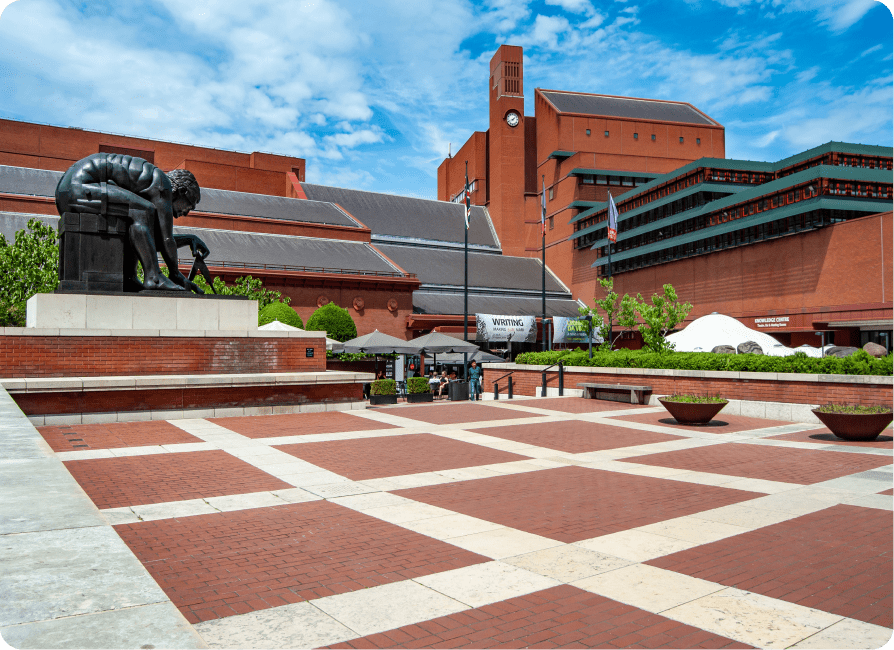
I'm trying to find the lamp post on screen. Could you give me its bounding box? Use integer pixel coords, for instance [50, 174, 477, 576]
[816, 331, 826, 357]
[586, 315, 593, 359]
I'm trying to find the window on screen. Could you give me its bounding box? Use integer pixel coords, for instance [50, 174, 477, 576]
[596, 175, 607, 185]
[604, 130, 609, 137]
[696, 138, 701, 145]
[548, 188, 555, 201]
[651, 134, 656, 141]
[633, 133, 639, 140]
[549, 216, 554, 230]
[582, 175, 594, 184]
[586, 129, 591, 136]
[679, 137, 684, 143]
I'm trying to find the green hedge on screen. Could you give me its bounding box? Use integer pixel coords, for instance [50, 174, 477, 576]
[370, 379, 396, 395]
[306, 303, 357, 342]
[258, 302, 303, 328]
[513, 348, 893, 376]
[407, 377, 431, 394]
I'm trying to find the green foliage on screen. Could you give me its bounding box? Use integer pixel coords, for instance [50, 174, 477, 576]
[583, 278, 638, 351]
[0, 219, 59, 326]
[514, 348, 893, 376]
[258, 301, 303, 328]
[816, 403, 892, 414]
[190, 273, 287, 310]
[370, 378, 396, 395]
[407, 376, 431, 394]
[306, 302, 357, 342]
[635, 284, 692, 353]
[663, 394, 727, 404]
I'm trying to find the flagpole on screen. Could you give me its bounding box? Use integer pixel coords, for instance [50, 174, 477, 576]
[463, 161, 469, 395]
[607, 191, 614, 349]
[541, 175, 547, 352]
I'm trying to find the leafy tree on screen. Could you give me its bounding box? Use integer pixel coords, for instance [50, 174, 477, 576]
[0, 219, 59, 326]
[258, 301, 303, 328]
[635, 284, 692, 353]
[189, 273, 287, 310]
[585, 278, 637, 351]
[306, 302, 357, 342]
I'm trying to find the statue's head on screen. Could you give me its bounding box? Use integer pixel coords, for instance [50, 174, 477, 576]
[166, 169, 201, 216]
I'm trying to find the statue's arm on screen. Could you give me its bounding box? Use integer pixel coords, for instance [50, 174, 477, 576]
[147, 176, 201, 292]
[173, 233, 210, 259]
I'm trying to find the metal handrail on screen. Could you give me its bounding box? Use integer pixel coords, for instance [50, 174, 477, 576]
[491, 371, 515, 384]
[540, 362, 564, 397]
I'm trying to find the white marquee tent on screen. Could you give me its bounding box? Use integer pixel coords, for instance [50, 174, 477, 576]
[666, 313, 830, 357]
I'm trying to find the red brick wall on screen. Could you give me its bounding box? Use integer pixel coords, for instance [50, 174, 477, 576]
[0, 336, 326, 378]
[438, 132, 487, 204]
[483, 367, 892, 407]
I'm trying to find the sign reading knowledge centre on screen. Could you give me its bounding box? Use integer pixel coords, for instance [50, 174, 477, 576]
[475, 314, 537, 342]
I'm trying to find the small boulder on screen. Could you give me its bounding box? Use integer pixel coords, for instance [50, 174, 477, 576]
[863, 342, 888, 358]
[711, 345, 736, 354]
[737, 341, 764, 355]
[825, 346, 859, 358]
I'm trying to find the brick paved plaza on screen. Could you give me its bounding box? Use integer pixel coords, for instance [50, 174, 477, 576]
[21, 398, 894, 648]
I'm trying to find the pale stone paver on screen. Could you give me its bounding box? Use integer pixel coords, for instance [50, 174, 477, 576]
[413, 561, 561, 607]
[444, 527, 564, 559]
[574, 529, 700, 562]
[503, 544, 635, 582]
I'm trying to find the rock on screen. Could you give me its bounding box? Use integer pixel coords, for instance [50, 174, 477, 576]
[825, 346, 859, 358]
[711, 345, 736, 354]
[863, 342, 888, 358]
[736, 341, 764, 355]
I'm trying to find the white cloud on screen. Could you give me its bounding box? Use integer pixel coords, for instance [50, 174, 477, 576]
[545, 0, 595, 15]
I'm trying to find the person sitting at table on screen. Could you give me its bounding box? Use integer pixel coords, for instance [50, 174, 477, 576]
[437, 371, 450, 398]
[428, 370, 440, 394]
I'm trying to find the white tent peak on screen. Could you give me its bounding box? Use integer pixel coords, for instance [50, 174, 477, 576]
[666, 313, 827, 357]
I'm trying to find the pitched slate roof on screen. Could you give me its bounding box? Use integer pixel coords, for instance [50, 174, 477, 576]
[413, 291, 581, 317]
[540, 91, 717, 126]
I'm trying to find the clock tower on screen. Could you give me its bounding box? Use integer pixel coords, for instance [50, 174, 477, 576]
[488, 45, 527, 256]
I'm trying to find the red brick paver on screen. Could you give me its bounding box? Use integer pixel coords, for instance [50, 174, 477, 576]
[880, 488, 893, 495]
[64, 450, 293, 509]
[381, 403, 542, 425]
[767, 427, 893, 449]
[613, 411, 791, 434]
[622, 443, 893, 485]
[470, 419, 683, 454]
[532, 397, 647, 414]
[648, 505, 893, 628]
[38, 421, 200, 452]
[208, 412, 397, 439]
[115, 501, 489, 624]
[396, 466, 761, 543]
[326, 584, 751, 649]
[274, 434, 528, 480]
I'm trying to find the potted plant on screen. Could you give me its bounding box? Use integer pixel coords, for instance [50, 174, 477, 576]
[659, 394, 728, 425]
[407, 376, 434, 403]
[369, 378, 398, 405]
[812, 404, 893, 441]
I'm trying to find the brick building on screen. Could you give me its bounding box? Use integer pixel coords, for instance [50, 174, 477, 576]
[439, 45, 893, 351]
[0, 118, 580, 343]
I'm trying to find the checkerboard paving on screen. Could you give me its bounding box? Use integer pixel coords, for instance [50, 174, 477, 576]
[469, 419, 685, 454]
[380, 402, 543, 425]
[766, 427, 893, 448]
[647, 504, 893, 627]
[64, 450, 295, 509]
[38, 420, 202, 452]
[274, 433, 531, 480]
[44, 396, 893, 649]
[622, 443, 893, 485]
[395, 466, 763, 543]
[115, 501, 490, 624]
[613, 411, 793, 434]
[207, 411, 398, 439]
[325, 585, 752, 649]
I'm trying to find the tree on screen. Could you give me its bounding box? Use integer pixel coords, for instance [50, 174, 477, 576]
[635, 284, 692, 353]
[190, 273, 287, 310]
[306, 302, 357, 342]
[258, 301, 303, 328]
[0, 219, 59, 326]
[587, 278, 637, 351]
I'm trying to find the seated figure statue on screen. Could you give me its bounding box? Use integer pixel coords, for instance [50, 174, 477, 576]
[55, 153, 209, 292]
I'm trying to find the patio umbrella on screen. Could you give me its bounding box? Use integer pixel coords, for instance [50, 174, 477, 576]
[339, 329, 422, 355]
[434, 350, 506, 364]
[258, 321, 343, 350]
[408, 332, 479, 376]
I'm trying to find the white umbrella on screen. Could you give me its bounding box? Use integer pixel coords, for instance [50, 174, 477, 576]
[259, 321, 342, 350]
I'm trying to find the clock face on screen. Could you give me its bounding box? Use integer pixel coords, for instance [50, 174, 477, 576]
[506, 111, 520, 127]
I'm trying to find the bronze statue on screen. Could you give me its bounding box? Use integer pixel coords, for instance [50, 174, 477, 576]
[55, 153, 209, 293]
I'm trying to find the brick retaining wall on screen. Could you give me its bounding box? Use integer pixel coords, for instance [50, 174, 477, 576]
[0, 335, 326, 377]
[483, 364, 892, 407]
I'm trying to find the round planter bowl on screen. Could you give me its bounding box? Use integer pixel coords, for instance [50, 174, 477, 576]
[812, 410, 893, 441]
[659, 398, 728, 425]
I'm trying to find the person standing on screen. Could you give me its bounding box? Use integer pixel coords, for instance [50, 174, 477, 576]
[468, 360, 482, 401]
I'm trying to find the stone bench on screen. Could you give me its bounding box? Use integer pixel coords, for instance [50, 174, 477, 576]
[578, 382, 652, 405]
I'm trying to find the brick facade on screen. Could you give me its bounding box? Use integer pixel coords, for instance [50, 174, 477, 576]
[482, 366, 892, 407]
[0, 335, 326, 378]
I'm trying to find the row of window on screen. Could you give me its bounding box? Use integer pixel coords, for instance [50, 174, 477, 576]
[582, 129, 702, 146]
[595, 210, 850, 275]
[449, 180, 477, 203]
[579, 175, 653, 186]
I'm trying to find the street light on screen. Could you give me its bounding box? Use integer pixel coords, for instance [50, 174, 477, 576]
[585, 314, 593, 359]
[815, 331, 825, 357]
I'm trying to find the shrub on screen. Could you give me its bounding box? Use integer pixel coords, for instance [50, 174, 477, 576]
[370, 379, 396, 395]
[816, 403, 892, 414]
[306, 303, 357, 342]
[0, 218, 59, 326]
[258, 302, 303, 328]
[407, 376, 430, 394]
[662, 394, 727, 403]
[514, 348, 892, 376]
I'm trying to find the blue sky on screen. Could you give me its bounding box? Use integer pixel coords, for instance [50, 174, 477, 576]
[0, 0, 891, 199]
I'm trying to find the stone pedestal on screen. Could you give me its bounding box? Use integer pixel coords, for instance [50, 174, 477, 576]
[57, 212, 133, 292]
[26, 293, 258, 331]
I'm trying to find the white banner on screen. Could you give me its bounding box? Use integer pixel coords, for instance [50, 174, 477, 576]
[475, 314, 537, 342]
[553, 316, 603, 344]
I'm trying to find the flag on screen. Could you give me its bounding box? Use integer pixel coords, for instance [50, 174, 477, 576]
[607, 191, 618, 243]
[541, 177, 547, 236]
[464, 169, 472, 230]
